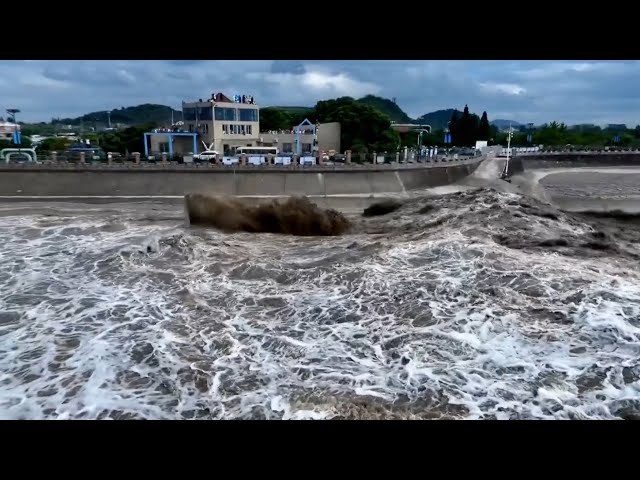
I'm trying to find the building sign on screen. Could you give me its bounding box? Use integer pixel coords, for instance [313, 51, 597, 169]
[233, 94, 256, 105]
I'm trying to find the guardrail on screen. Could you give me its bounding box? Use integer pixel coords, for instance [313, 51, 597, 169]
[516, 150, 640, 155]
[0, 154, 483, 171]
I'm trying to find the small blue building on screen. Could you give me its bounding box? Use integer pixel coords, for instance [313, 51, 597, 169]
[143, 131, 199, 158]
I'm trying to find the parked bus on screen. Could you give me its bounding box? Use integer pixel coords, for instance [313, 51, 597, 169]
[64, 144, 107, 161]
[236, 146, 279, 156]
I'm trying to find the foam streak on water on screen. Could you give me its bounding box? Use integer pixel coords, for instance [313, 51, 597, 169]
[1, 195, 640, 420]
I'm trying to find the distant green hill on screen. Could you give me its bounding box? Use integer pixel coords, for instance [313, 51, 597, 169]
[491, 119, 523, 129]
[47, 98, 519, 133]
[54, 104, 181, 127]
[355, 95, 414, 123]
[267, 106, 314, 116]
[415, 109, 461, 130]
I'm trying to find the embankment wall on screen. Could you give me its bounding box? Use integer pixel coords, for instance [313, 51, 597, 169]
[0, 160, 481, 197]
[509, 153, 640, 175]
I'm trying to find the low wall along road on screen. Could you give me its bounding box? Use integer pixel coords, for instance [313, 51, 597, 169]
[504, 152, 640, 214]
[506, 152, 640, 176]
[0, 159, 482, 198]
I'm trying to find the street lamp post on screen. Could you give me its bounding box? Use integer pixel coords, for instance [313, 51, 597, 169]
[501, 124, 514, 181]
[417, 128, 431, 163]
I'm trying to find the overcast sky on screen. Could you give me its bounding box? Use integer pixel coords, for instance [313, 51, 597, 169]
[1, 60, 639, 126]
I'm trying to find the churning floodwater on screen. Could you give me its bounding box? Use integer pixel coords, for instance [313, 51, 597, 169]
[1, 171, 640, 419]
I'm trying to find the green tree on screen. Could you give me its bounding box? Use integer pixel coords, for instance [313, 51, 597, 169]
[449, 110, 459, 144]
[457, 104, 477, 146]
[310, 97, 399, 152]
[259, 108, 295, 132]
[477, 111, 491, 141]
[97, 124, 156, 154]
[0, 136, 32, 149]
[38, 137, 72, 151]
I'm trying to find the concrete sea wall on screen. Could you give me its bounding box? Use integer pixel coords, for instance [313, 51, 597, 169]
[506, 153, 640, 176]
[0, 160, 481, 197]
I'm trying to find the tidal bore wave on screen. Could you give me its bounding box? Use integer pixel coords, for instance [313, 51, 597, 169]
[185, 193, 351, 236]
[1, 186, 640, 420]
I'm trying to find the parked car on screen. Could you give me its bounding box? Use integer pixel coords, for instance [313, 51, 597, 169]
[194, 150, 219, 161]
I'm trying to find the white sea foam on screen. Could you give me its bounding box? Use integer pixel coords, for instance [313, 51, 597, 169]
[1, 197, 640, 420]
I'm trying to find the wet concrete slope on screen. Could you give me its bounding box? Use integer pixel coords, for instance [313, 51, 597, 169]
[510, 154, 640, 213]
[0, 161, 481, 198]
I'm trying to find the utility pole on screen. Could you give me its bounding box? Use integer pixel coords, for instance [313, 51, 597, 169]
[501, 123, 514, 181]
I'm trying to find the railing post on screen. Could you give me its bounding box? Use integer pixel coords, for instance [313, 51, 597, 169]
[133, 152, 140, 164]
[161, 152, 168, 164]
[79, 152, 85, 164]
[346, 150, 352, 164]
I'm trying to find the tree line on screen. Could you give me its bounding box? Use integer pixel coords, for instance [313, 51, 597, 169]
[5, 100, 640, 155]
[0, 123, 156, 154]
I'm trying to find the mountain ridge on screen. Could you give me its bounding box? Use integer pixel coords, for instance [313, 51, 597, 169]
[47, 96, 521, 130]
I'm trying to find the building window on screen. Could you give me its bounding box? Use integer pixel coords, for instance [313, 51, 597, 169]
[214, 107, 237, 121]
[238, 109, 258, 122]
[182, 107, 212, 121]
[282, 143, 293, 152]
[246, 125, 252, 135]
[222, 124, 229, 134]
[197, 106, 213, 121]
[183, 108, 196, 121]
[302, 143, 312, 153]
[188, 124, 194, 132]
[158, 142, 169, 153]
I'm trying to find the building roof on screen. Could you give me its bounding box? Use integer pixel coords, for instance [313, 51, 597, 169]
[184, 92, 257, 105]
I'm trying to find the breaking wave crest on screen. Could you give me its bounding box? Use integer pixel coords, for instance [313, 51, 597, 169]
[1, 188, 640, 420]
[185, 193, 351, 236]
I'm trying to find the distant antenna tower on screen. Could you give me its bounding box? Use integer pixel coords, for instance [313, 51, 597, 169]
[392, 97, 397, 104]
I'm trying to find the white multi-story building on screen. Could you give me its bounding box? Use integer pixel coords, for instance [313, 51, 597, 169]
[147, 92, 260, 156]
[0, 121, 19, 141]
[145, 92, 342, 158]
